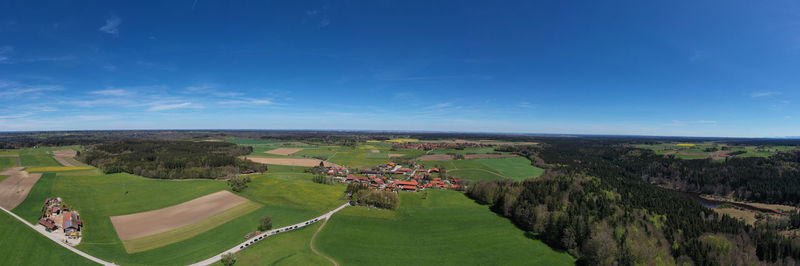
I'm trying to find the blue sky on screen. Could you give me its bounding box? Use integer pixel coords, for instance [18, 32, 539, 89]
[1, 1, 799, 137]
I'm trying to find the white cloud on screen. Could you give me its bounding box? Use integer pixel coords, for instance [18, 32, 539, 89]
[148, 102, 192, 111]
[0, 112, 32, 119]
[99, 16, 122, 35]
[90, 89, 129, 96]
[431, 102, 452, 109]
[218, 98, 274, 105]
[0, 45, 12, 63]
[76, 115, 115, 120]
[751, 91, 779, 98]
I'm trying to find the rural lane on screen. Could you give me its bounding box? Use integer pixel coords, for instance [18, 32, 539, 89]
[0, 206, 117, 266]
[188, 202, 350, 266]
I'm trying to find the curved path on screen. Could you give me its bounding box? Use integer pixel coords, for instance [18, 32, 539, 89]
[310, 217, 338, 266]
[0, 206, 117, 266]
[189, 202, 350, 266]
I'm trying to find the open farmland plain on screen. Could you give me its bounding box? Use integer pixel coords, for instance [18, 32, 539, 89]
[315, 190, 574, 265]
[0, 146, 348, 265]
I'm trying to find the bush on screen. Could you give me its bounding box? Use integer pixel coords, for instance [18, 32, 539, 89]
[221, 252, 236, 266]
[228, 175, 251, 192]
[312, 174, 333, 184]
[259, 216, 273, 231]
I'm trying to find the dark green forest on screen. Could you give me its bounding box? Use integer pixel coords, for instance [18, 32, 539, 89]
[472, 140, 800, 265]
[78, 140, 266, 179]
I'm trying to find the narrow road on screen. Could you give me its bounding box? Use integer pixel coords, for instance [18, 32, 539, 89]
[189, 202, 350, 266]
[0, 206, 117, 266]
[310, 216, 338, 266]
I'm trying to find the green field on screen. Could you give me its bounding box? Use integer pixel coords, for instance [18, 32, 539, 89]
[0, 157, 16, 170]
[315, 191, 574, 265]
[7, 157, 346, 265]
[635, 143, 799, 160]
[426, 157, 543, 181]
[0, 210, 95, 265]
[214, 222, 332, 266]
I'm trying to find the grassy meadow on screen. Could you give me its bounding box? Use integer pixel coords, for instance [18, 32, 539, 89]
[425, 157, 544, 181]
[635, 143, 800, 160]
[0, 156, 16, 170]
[315, 190, 574, 265]
[0, 210, 96, 266]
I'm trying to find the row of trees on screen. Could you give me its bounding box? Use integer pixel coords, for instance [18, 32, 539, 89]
[79, 140, 266, 179]
[468, 140, 800, 265]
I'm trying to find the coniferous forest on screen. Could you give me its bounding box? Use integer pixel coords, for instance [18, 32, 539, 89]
[78, 140, 266, 179]
[471, 139, 800, 265]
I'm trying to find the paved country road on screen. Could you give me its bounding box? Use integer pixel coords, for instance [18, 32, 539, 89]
[189, 202, 350, 266]
[0, 206, 117, 266]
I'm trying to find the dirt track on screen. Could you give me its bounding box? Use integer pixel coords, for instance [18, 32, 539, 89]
[110, 191, 250, 241]
[52, 150, 77, 167]
[0, 167, 43, 209]
[264, 148, 303, 156]
[246, 157, 332, 167]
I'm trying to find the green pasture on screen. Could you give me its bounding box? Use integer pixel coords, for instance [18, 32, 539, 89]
[0, 157, 16, 170]
[425, 157, 543, 181]
[429, 147, 507, 155]
[315, 190, 574, 265]
[0, 210, 96, 266]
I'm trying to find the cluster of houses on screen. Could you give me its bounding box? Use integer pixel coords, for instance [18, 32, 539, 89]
[333, 162, 465, 192]
[38, 197, 82, 242]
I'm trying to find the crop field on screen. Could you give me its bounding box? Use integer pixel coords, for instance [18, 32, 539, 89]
[6, 161, 345, 265]
[111, 191, 254, 245]
[428, 147, 508, 155]
[121, 201, 262, 253]
[0, 210, 95, 266]
[214, 222, 331, 266]
[315, 190, 574, 265]
[425, 157, 543, 181]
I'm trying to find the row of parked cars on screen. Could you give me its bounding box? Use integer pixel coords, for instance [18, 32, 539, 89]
[239, 218, 322, 250]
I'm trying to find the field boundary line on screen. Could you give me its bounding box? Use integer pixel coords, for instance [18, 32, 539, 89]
[0, 206, 117, 266]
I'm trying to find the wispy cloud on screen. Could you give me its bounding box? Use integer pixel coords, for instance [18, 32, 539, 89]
[76, 115, 115, 120]
[431, 102, 452, 109]
[0, 45, 13, 63]
[751, 91, 779, 98]
[664, 120, 718, 127]
[90, 89, 130, 96]
[99, 15, 122, 35]
[218, 98, 274, 105]
[0, 112, 32, 119]
[306, 7, 330, 28]
[0, 82, 62, 98]
[147, 102, 192, 111]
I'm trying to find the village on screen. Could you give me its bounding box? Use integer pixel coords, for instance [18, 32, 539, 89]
[327, 161, 466, 192]
[37, 197, 83, 246]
